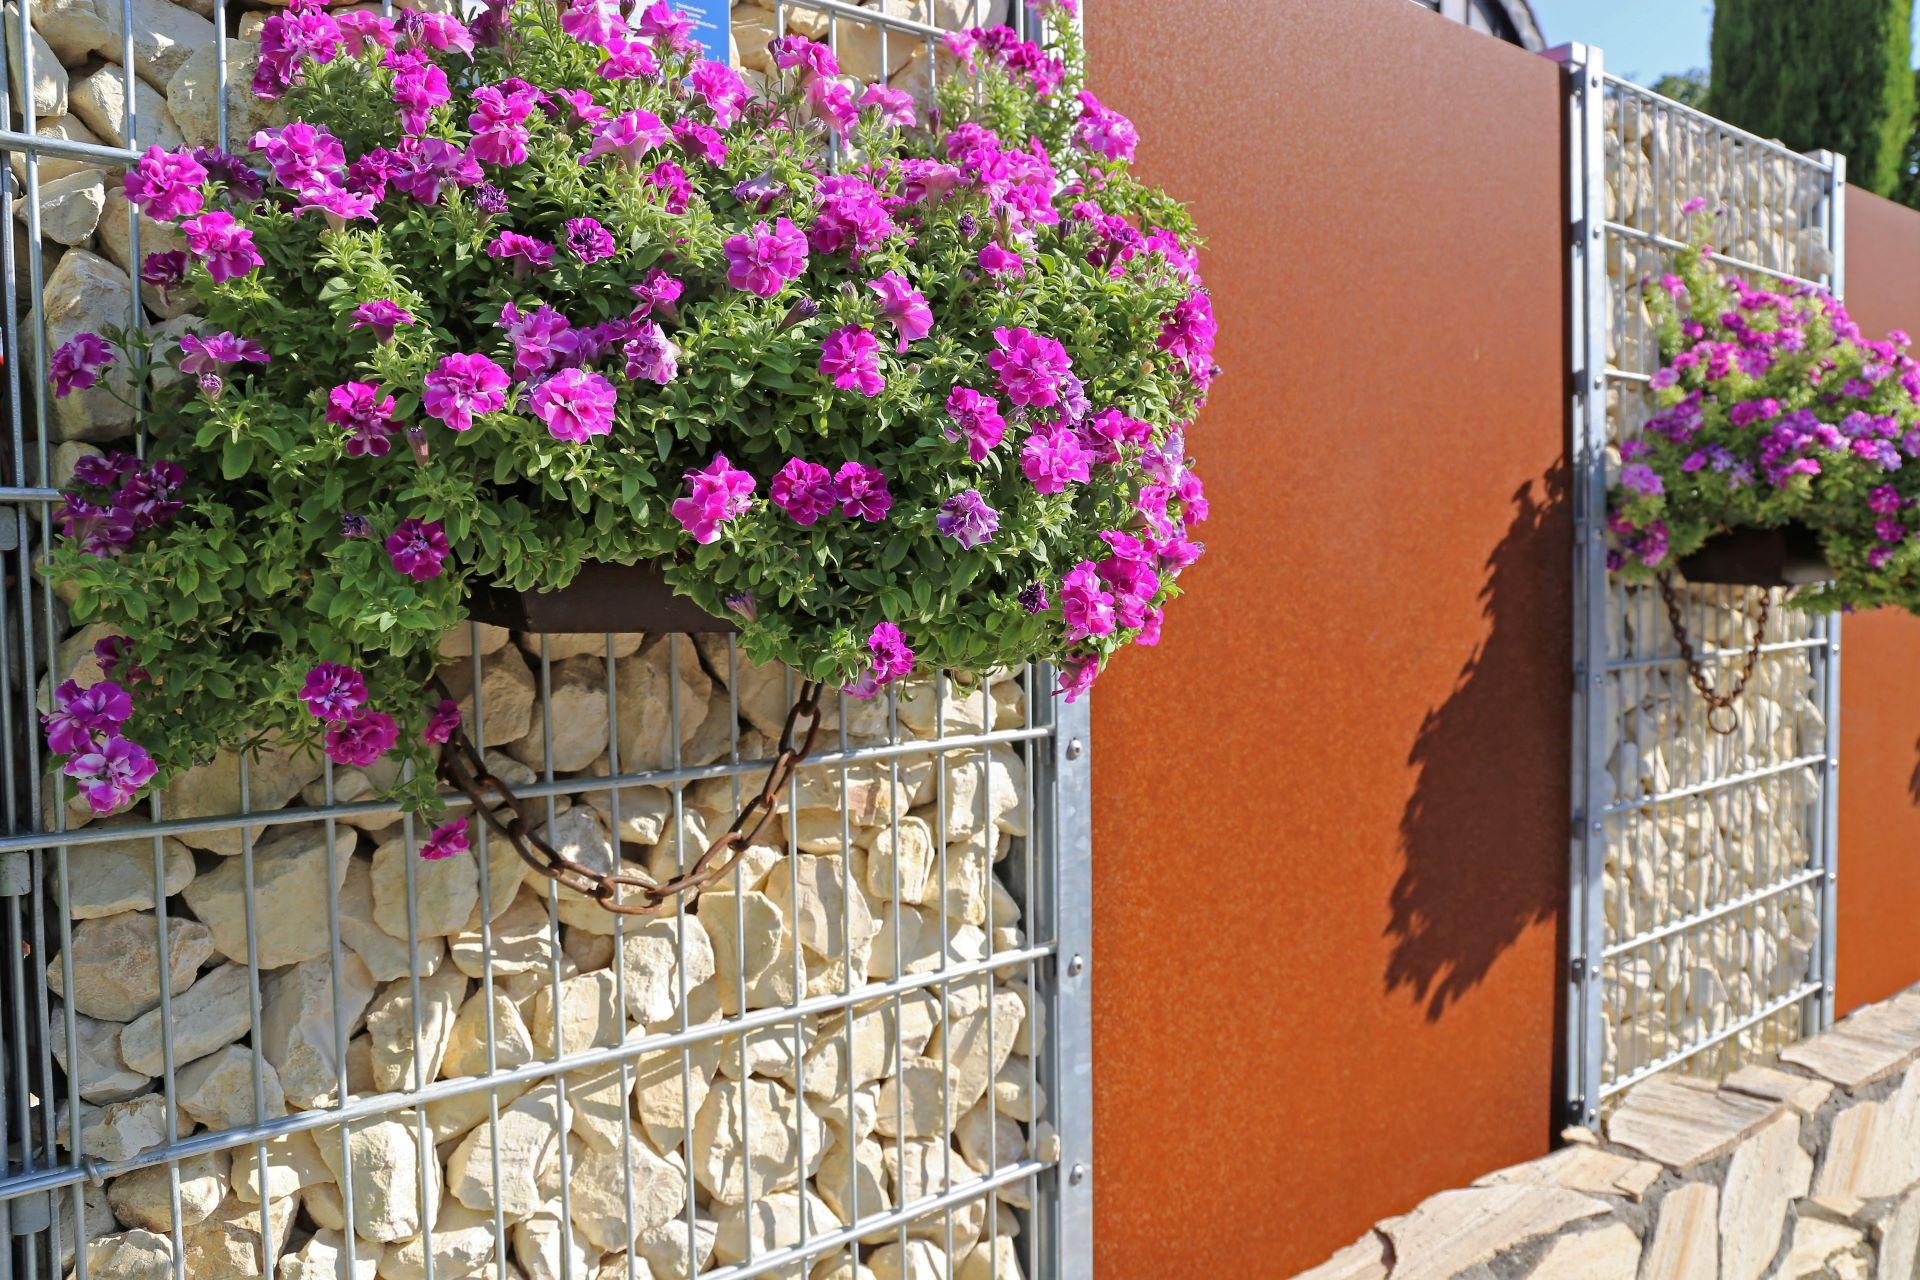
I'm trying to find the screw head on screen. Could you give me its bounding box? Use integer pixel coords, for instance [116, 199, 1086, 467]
[1066, 738, 1085, 761]
[1066, 953, 1085, 977]
[1068, 1162, 1087, 1185]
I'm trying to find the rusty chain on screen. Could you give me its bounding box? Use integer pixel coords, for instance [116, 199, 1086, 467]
[434, 677, 826, 915]
[1654, 572, 1771, 736]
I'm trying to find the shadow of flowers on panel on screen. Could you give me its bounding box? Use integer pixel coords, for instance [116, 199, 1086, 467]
[1385, 465, 1571, 1021]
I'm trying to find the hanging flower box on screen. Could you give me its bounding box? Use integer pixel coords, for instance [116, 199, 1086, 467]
[1674, 523, 1834, 588]
[37, 0, 1215, 831]
[465, 558, 735, 633]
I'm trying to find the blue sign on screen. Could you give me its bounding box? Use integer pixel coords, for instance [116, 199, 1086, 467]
[679, 0, 731, 61]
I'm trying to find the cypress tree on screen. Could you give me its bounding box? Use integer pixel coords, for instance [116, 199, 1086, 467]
[1706, 0, 1915, 198]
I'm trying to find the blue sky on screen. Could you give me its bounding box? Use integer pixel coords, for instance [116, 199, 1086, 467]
[1528, 1, 1920, 82]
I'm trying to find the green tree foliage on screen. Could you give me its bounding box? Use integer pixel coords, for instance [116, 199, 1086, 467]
[1651, 68, 1709, 109]
[1707, 0, 1915, 197]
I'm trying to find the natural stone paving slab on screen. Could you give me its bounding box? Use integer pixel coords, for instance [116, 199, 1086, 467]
[1375, 1184, 1609, 1280]
[1640, 1180, 1717, 1280]
[1719, 1113, 1812, 1280]
[1475, 1143, 1663, 1202]
[1523, 1220, 1640, 1279]
[1780, 1008, 1920, 1091]
[1723, 1063, 1834, 1118]
[1604, 1074, 1783, 1170]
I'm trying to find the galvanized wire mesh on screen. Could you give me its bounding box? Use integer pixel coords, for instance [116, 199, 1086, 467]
[0, 3, 1092, 1279]
[1564, 49, 1843, 1121]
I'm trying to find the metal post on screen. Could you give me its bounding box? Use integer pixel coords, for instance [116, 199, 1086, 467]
[1550, 40, 1608, 1130]
[1048, 684, 1093, 1280]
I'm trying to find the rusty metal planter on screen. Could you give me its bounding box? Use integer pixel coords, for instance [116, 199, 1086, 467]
[466, 558, 736, 633]
[1676, 524, 1835, 588]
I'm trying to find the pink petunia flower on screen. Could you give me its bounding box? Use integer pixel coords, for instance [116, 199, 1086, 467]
[422, 352, 509, 431]
[580, 108, 669, 167]
[180, 211, 263, 283]
[723, 218, 808, 296]
[819, 325, 884, 397]
[869, 273, 932, 352]
[1020, 423, 1092, 494]
[833, 461, 891, 521]
[530, 367, 617, 443]
[769, 457, 836, 526]
[122, 146, 207, 220]
[419, 818, 470, 860]
[423, 698, 461, 745]
[988, 326, 1072, 408]
[672, 454, 756, 543]
[944, 388, 1007, 462]
[324, 710, 399, 768]
[49, 333, 116, 397]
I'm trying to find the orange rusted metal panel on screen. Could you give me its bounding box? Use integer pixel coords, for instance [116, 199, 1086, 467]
[1087, 0, 1571, 1272]
[1833, 187, 1920, 1019]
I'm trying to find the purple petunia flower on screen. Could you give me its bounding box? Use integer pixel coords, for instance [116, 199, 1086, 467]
[423, 352, 509, 432]
[385, 517, 450, 581]
[834, 461, 891, 522]
[326, 381, 399, 457]
[689, 59, 751, 126]
[1020, 423, 1092, 494]
[49, 333, 115, 398]
[672, 118, 727, 165]
[1060, 561, 1116, 641]
[988, 326, 1072, 408]
[733, 172, 787, 211]
[580, 108, 670, 167]
[1075, 90, 1137, 163]
[1620, 463, 1664, 498]
[180, 211, 263, 283]
[178, 331, 269, 377]
[122, 145, 207, 221]
[936, 489, 1000, 549]
[65, 734, 157, 814]
[1018, 581, 1050, 615]
[771, 34, 838, 77]
[869, 273, 932, 352]
[860, 83, 916, 127]
[770, 457, 837, 526]
[467, 81, 538, 167]
[299, 662, 367, 722]
[844, 622, 914, 699]
[1054, 656, 1098, 703]
[324, 710, 399, 768]
[944, 388, 1007, 462]
[486, 230, 554, 276]
[724, 217, 809, 296]
[141, 250, 188, 300]
[423, 698, 461, 745]
[530, 367, 617, 443]
[637, 0, 694, 50]
[978, 242, 1025, 278]
[43, 678, 133, 756]
[819, 325, 884, 397]
[351, 300, 415, 342]
[419, 818, 470, 860]
[672, 454, 756, 544]
[622, 321, 679, 385]
[565, 216, 616, 263]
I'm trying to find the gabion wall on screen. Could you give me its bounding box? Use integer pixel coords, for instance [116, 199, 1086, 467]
[0, 3, 1091, 1279]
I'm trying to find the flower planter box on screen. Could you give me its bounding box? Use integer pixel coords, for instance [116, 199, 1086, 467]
[1676, 525, 1834, 588]
[466, 560, 735, 634]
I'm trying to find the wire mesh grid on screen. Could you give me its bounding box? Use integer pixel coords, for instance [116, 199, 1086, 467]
[0, 2, 1092, 1279]
[1563, 47, 1844, 1122]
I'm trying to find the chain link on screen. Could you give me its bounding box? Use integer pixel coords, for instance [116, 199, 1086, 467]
[1655, 572, 1771, 736]
[434, 677, 826, 915]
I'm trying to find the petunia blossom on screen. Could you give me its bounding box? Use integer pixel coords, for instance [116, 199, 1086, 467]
[65, 735, 157, 813]
[385, 517, 450, 580]
[43, 678, 133, 756]
[423, 698, 461, 745]
[422, 352, 509, 431]
[530, 367, 617, 442]
[326, 381, 399, 457]
[834, 461, 891, 521]
[723, 218, 808, 296]
[324, 710, 399, 768]
[936, 489, 999, 549]
[945, 388, 1007, 462]
[1020, 423, 1092, 494]
[180, 211, 263, 282]
[869, 273, 932, 352]
[299, 662, 367, 722]
[672, 454, 756, 543]
[49, 333, 116, 397]
[770, 457, 836, 525]
[987, 325, 1072, 407]
[819, 326, 884, 397]
[122, 146, 207, 220]
[351, 300, 415, 341]
[419, 819, 470, 860]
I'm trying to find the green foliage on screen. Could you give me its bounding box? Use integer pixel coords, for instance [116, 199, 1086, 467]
[1707, 0, 1915, 197]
